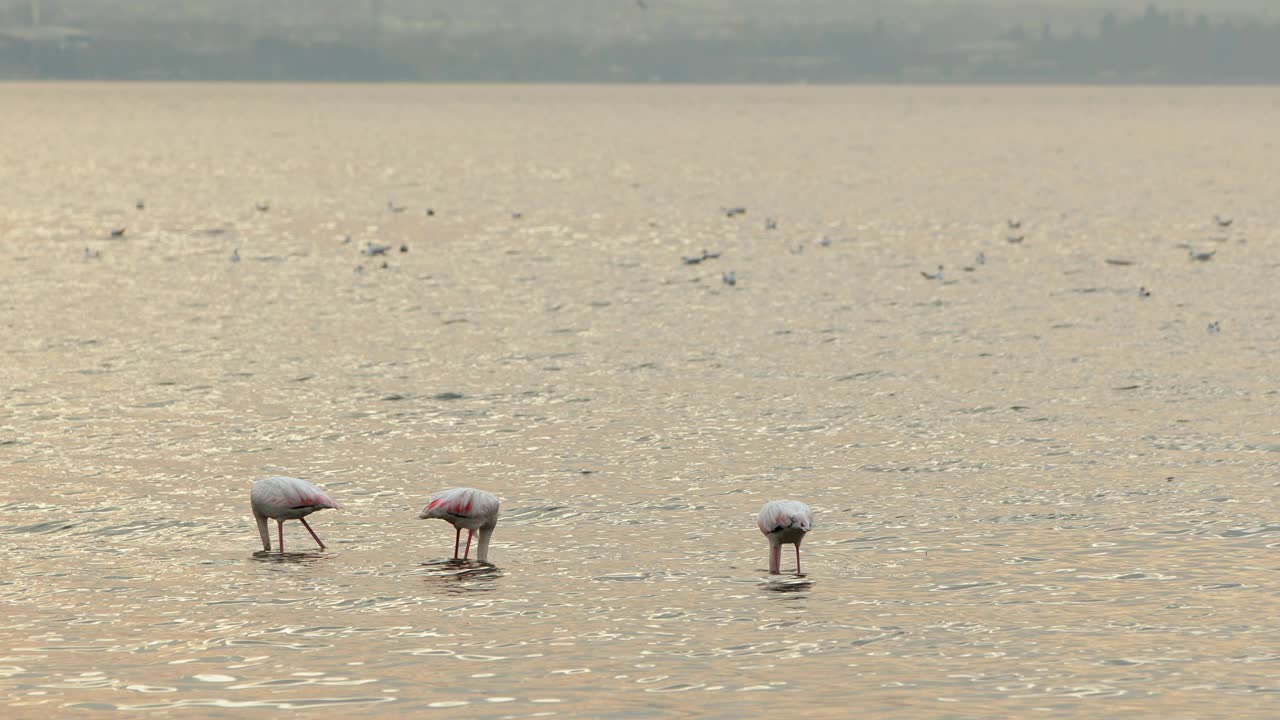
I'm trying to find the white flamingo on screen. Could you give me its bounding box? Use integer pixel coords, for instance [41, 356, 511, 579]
[250, 476, 340, 552]
[758, 500, 813, 574]
[418, 488, 500, 563]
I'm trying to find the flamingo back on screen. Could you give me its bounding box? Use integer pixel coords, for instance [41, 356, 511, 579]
[758, 499, 813, 535]
[419, 487, 500, 525]
[251, 476, 340, 519]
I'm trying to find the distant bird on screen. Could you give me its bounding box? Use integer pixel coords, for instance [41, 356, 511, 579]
[1189, 249, 1215, 262]
[975, 251, 986, 265]
[355, 265, 365, 274]
[511, 212, 524, 220]
[921, 265, 944, 280]
[765, 218, 778, 230]
[1008, 219, 1022, 229]
[109, 227, 126, 238]
[341, 234, 352, 245]
[425, 208, 435, 217]
[1207, 321, 1221, 334]
[788, 243, 804, 255]
[135, 199, 145, 210]
[387, 201, 406, 213]
[723, 206, 747, 218]
[230, 248, 240, 263]
[363, 242, 391, 257]
[682, 249, 720, 265]
[399, 243, 409, 253]
[818, 235, 832, 247]
[1138, 286, 1151, 298]
[722, 270, 737, 286]
[418, 488, 500, 563]
[250, 476, 339, 553]
[1006, 234, 1025, 244]
[1215, 215, 1233, 228]
[758, 500, 813, 575]
[82, 247, 100, 260]
[255, 201, 270, 212]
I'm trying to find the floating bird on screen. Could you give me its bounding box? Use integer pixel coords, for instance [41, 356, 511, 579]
[682, 249, 721, 265]
[975, 251, 986, 265]
[418, 488, 500, 563]
[511, 212, 524, 220]
[363, 242, 391, 257]
[250, 476, 339, 553]
[765, 218, 778, 230]
[109, 227, 126, 238]
[758, 500, 813, 575]
[230, 248, 240, 263]
[722, 270, 737, 286]
[1189, 249, 1215, 262]
[723, 206, 747, 218]
[399, 243, 409, 253]
[819, 235, 833, 247]
[921, 265, 944, 280]
[255, 201, 270, 212]
[341, 234, 352, 245]
[82, 247, 100, 260]
[1138, 286, 1151, 298]
[1008, 219, 1022, 229]
[425, 208, 435, 217]
[1215, 215, 1233, 228]
[1006, 234, 1024, 244]
[1207, 321, 1221, 334]
[388, 201, 406, 213]
[135, 199, 145, 210]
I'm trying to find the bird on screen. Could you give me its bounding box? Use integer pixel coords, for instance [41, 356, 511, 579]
[723, 206, 747, 218]
[255, 201, 270, 212]
[399, 243, 409, 253]
[135, 199, 145, 210]
[1215, 215, 1233, 228]
[418, 487, 500, 563]
[921, 265, 944, 280]
[818, 236, 833, 247]
[249, 476, 340, 553]
[109, 227, 126, 238]
[758, 500, 813, 575]
[82, 247, 100, 260]
[1189, 249, 1215, 262]
[975, 251, 986, 266]
[765, 218, 778, 230]
[1138, 286, 1151, 298]
[1207, 321, 1221, 334]
[722, 270, 737, 286]
[425, 208, 436, 217]
[230, 248, 240, 263]
[387, 201, 406, 213]
[363, 242, 391, 256]
[1008, 219, 1022, 229]
[1006, 234, 1025, 244]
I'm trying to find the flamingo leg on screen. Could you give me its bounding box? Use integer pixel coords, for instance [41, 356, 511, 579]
[278, 520, 285, 553]
[300, 517, 326, 550]
[453, 526, 462, 558]
[795, 544, 802, 575]
[769, 544, 781, 574]
[463, 529, 474, 559]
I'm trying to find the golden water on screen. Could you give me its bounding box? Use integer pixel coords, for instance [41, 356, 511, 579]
[2, 83, 1278, 718]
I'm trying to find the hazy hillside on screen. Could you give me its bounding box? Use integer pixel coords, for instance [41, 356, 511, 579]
[2, 1, 1278, 82]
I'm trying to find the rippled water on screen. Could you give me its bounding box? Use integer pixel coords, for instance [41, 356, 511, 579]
[2, 83, 1279, 718]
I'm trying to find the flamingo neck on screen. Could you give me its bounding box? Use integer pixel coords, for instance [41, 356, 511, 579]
[255, 513, 271, 552]
[475, 524, 496, 563]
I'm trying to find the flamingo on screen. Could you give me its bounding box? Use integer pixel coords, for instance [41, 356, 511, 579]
[758, 500, 813, 575]
[250, 476, 340, 552]
[418, 488, 500, 563]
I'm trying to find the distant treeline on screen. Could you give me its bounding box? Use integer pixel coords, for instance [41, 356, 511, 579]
[2, 5, 1279, 83]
